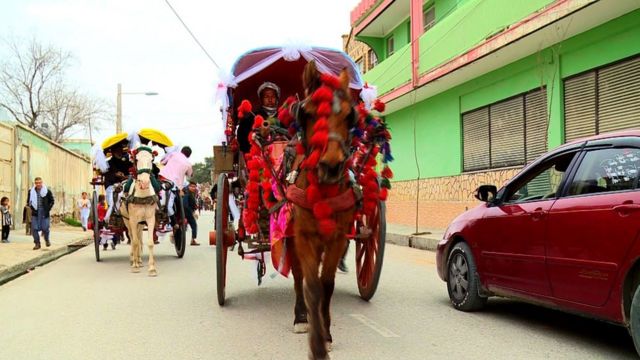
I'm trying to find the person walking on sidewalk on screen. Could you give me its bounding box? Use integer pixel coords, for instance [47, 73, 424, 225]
[27, 177, 55, 250]
[78, 192, 91, 231]
[1, 197, 12, 243]
[183, 181, 200, 246]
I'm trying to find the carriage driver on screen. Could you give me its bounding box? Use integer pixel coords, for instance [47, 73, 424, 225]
[237, 81, 281, 153]
[104, 143, 133, 222]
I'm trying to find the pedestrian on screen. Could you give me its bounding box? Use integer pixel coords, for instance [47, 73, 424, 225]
[159, 146, 193, 217]
[27, 177, 55, 250]
[1, 196, 12, 243]
[183, 181, 200, 246]
[78, 192, 91, 231]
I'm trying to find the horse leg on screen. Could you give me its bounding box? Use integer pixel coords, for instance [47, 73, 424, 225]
[289, 237, 308, 333]
[136, 223, 144, 268]
[295, 234, 328, 360]
[128, 218, 140, 273]
[147, 213, 157, 276]
[319, 237, 348, 351]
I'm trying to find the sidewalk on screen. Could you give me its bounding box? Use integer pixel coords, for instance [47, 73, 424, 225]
[0, 224, 92, 285]
[385, 223, 444, 251]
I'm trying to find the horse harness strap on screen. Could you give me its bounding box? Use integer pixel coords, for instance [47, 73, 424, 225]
[285, 185, 356, 212]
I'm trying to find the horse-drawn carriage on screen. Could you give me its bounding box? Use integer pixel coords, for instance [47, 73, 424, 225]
[90, 129, 188, 264]
[211, 45, 393, 312]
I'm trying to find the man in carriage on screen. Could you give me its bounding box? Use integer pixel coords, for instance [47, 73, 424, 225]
[103, 135, 133, 224]
[236, 81, 283, 154]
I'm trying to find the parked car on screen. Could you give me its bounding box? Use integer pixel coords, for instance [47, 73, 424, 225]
[436, 130, 640, 354]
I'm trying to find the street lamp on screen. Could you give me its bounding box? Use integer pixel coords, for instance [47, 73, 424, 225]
[116, 83, 159, 134]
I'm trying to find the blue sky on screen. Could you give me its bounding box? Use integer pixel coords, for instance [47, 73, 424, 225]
[0, 0, 360, 161]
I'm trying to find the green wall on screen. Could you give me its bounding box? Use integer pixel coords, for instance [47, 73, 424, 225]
[362, 43, 412, 95]
[386, 19, 410, 57]
[387, 9, 640, 181]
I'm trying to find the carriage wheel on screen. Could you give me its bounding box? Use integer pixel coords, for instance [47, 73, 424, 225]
[355, 200, 386, 301]
[91, 189, 100, 262]
[216, 173, 230, 306]
[173, 190, 187, 258]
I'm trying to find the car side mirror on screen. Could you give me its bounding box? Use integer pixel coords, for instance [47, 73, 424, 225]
[474, 185, 497, 202]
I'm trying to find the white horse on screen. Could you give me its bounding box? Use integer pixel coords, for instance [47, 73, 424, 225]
[121, 144, 159, 276]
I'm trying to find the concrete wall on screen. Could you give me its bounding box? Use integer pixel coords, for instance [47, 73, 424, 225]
[10, 124, 92, 228]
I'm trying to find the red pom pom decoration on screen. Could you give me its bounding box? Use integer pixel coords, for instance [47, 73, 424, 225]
[320, 74, 341, 89]
[253, 115, 264, 129]
[296, 142, 306, 155]
[238, 99, 252, 114]
[306, 184, 322, 204]
[381, 166, 393, 179]
[379, 187, 388, 201]
[313, 201, 333, 219]
[318, 219, 337, 236]
[310, 131, 328, 148]
[317, 102, 332, 117]
[311, 86, 333, 103]
[373, 99, 386, 113]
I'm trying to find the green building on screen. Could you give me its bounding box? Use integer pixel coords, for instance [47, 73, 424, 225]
[349, 0, 640, 229]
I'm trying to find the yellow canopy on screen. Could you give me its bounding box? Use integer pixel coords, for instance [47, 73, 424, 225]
[101, 132, 129, 150]
[138, 128, 173, 147]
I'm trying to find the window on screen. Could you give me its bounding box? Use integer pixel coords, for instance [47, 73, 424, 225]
[505, 152, 576, 204]
[423, 6, 435, 32]
[462, 88, 548, 172]
[568, 148, 640, 196]
[356, 57, 365, 74]
[368, 49, 378, 70]
[564, 56, 640, 142]
[387, 36, 394, 56]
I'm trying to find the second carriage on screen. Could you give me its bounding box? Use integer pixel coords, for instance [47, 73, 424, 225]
[211, 46, 389, 306]
[90, 129, 189, 262]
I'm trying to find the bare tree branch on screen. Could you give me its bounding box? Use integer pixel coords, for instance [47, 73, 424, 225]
[0, 36, 105, 141]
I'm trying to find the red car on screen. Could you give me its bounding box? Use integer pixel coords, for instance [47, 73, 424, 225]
[436, 130, 640, 353]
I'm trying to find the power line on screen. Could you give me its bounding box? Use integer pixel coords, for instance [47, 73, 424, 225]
[163, 0, 220, 70]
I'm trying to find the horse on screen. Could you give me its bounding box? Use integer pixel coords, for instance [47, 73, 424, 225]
[120, 144, 159, 276]
[287, 60, 358, 360]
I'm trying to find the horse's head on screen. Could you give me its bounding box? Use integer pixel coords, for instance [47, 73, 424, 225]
[133, 144, 154, 191]
[298, 60, 356, 184]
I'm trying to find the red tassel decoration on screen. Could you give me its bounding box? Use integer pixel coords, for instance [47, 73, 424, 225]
[381, 166, 393, 179]
[373, 99, 386, 113]
[317, 102, 332, 117]
[313, 201, 333, 219]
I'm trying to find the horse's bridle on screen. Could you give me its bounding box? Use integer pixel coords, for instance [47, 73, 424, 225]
[133, 146, 154, 176]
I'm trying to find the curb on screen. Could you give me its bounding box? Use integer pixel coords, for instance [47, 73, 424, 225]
[0, 235, 92, 285]
[386, 232, 440, 251]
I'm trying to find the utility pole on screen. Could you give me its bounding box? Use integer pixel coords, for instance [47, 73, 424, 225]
[116, 83, 122, 134]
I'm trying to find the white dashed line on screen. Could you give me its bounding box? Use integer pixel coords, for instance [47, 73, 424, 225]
[350, 314, 400, 338]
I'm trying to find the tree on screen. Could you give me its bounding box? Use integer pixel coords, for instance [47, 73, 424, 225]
[0, 36, 107, 142]
[191, 157, 214, 184]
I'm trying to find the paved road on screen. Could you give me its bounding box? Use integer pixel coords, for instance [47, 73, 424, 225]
[0, 212, 636, 359]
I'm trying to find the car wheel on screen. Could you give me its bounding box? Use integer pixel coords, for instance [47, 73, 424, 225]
[629, 285, 640, 355]
[446, 242, 487, 311]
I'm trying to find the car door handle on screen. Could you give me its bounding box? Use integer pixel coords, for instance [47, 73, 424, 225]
[530, 207, 546, 221]
[613, 204, 640, 216]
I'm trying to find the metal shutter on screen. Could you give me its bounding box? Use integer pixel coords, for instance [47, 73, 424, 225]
[525, 88, 548, 163]
[565, 72, 596, 141]
[490, 97, 524, 168]
[463, 108, 490, 171]
[598, 57, 640, 133]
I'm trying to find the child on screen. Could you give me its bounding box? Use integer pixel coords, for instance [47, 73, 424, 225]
[96, 195, 116, 251]
[1, 197, 12, 243]
[78, 192, 91, 231]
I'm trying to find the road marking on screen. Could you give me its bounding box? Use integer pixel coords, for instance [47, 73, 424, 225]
[350, 314, 400, 338]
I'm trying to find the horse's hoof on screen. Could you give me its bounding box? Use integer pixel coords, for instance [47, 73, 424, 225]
[148, 269, 157, 277]
[131, 267, 140, 273]
[293, 322, 309, 334]
[326, 341, 332, 352]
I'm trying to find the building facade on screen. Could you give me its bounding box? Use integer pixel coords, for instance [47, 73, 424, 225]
[350, 0, 640, 229]
[0, 122, 92, 228]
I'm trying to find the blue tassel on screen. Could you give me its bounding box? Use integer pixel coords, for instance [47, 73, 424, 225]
[384, 152, 394, 163]
[351, 127, 364, 139]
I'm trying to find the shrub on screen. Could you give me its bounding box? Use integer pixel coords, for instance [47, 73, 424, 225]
[64, 217, 82, 227]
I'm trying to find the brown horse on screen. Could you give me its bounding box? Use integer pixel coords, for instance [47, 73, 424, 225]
[288, 60, 357, 360]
